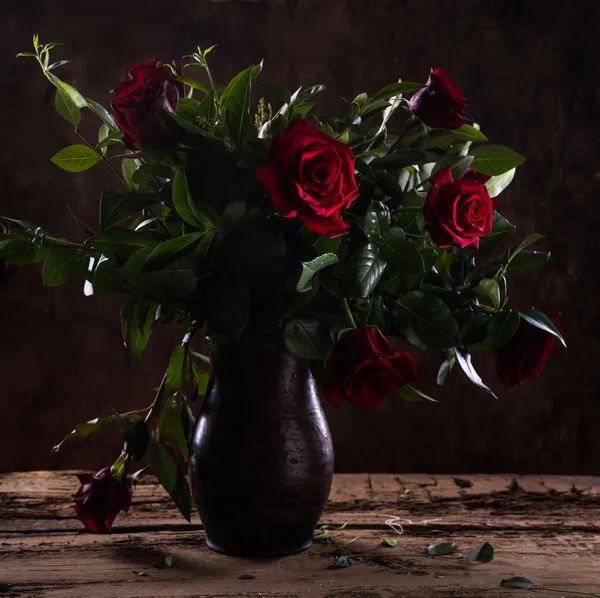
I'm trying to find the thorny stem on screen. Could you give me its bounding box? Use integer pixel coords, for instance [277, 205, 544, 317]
[341, 298, 358, 329]
[75, 128, 132, 190]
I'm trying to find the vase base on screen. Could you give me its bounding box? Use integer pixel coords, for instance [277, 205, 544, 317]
[205, 537, 313, 558]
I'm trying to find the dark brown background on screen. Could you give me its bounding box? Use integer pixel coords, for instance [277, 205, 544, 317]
[0, 0, 598, 474]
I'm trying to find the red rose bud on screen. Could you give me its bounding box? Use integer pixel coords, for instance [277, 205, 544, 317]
[464, 168, 492, 185]
[73, 467, 133, 533]
[324, 327, 417, 410]
[494, 313, 559, 388]
[257, 119, 359, 238]
[424, 166, 496, 249]
[111, 59, 184, 150]
[409, 68, 468, 130]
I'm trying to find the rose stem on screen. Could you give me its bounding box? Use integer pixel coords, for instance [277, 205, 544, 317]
[74, 128, 133, 190]
[341, 298, 358, 329]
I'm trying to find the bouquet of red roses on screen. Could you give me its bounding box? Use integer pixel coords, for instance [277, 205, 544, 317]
[0, 37, 565, 532]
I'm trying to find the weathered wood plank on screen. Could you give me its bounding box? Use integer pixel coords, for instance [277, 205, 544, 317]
[0, 472, 599, 597]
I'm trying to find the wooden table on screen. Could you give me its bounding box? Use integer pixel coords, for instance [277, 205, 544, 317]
[1, 472, 599, 597]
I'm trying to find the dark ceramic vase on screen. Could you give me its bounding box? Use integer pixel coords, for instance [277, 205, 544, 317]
[188, 335, 334, 557]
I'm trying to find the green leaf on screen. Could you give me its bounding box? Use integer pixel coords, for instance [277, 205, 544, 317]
[361, 294, 389, 331]
[50, 144, 100, 172]
[120, 246, 198, 300]
[369, 150, 426, 170]
[120, 298, 135, 347]
[300, 227, 341, 256]
[176, 76, 209, 94]
[430, 154, 474, 180]
[399, 384, 438, 403]
[86, 98, 119, 133]
[165, 345, 191, 390]
[260, 81, 291, 103]
[452, 124, 488, 142]
[224, 66, 253, 142]
[364, 201, 391, 243]
[360, 100, 391, 120]
[115, 413, 149, 462]
[381, 538, 398, 548]
[504, 251, 550, 280]
[487, 309, 520, 351]
[478, 212, 516, 252]
[416, 130, 456, 150]
[343, 244, 386, 298]
[508, 234, 544, 262]
[394, 292, 461, 350]
[88, 256, 123, 296]
[55, 88, 81, 125]
[371, 82, 426, 101]
[172, 168, 218, 229]
[99, 191, 163, 229]
[122, 154, 141, 190]
[192, 363, 210, 397]
[485, 168, 515, 198]
[469, 145, 526, 176]
[518, 309, 566, 347]
[0, 238, 49, 265]
[52, 416, 114, 452]
[297, 253, 339, 293]
[465, 542, 494, 563]
[475, 278, 501, 310]
[159, 396, 191, 461]
[48, 75, 87, 109]
[427, 542, 458, 556]
[91, 227, 158, 249]
[329, 555, 354, 570]
[437, 354, 456, 386]
[130, 303, 155, 359]
[42, 248, 80, 286]
[141, 233, 205, 273]
[284, 318, 331, 360]
[452, 347, 497, 398]
[380, 229, 426, 291]
[460, 312, 491, 346]
[149, 441, 192, 521]
[204, 271, 249, 340]
[500, 577, 535, 589]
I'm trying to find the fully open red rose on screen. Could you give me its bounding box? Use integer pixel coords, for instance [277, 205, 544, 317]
[495, 312, 559, 388]
[257, 120, 359, 238]
[409, 68, 468, 129]
[424, 166, 496, 249]
[73, 467, 132, 532]
[324, 327, 417, 410]
[111, 59, 184, 150]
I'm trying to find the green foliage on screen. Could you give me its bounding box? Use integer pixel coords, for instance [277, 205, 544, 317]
[11, 37, 562, 495]
[50, 144, 100, 172]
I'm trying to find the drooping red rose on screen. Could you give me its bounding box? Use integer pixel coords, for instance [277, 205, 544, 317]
[494, 312, 559, 388]
[257, 119, 359, 238]
[424, 165, 496, 249]
[73, 467, 133, 532]
[111, 59, 184, 150]
[409, 68, 468, 129]
[464, 168, 492, 185]
[324, 327, 417, 410]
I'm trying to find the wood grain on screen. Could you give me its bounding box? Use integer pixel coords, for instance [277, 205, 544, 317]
[1, 472, 599, 597]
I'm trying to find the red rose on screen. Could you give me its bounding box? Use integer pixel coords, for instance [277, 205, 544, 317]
[257, 119, 359, 238]
[324, 327, 417, 410]
[494, 312, 559, 388]
[464, 168, 492, 185]
[111, 59, 184, 150]
[409, 68, 468, 130]
[424, 165, 496, 249]
[73, 467, 132, 532]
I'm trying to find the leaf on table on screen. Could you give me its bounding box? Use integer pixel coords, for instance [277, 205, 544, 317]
[152, 554, 173, 569]
[500, 577, 535, 589]
[329, 555, 355, 569]
[132, 570, 149, 576]
[465, 541, 494, 563]
[427, 542, 458, 556]
[381, 538, 398, 548]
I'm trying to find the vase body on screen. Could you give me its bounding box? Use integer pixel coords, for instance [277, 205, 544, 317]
[189, 336, 334, 557]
